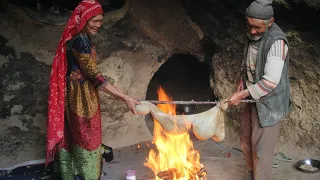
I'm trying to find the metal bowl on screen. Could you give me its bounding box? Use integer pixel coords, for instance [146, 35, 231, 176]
[296, 159, 320, 173]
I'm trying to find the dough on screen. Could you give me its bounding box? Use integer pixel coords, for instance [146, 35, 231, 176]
[136, 101, 227, 141]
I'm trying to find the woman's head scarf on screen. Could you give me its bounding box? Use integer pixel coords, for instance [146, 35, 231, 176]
[46, 0, 103, 165]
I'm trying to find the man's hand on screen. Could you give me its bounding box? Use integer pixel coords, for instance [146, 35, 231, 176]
[237, 78, 244, 92]
[228, 89, 250, 106]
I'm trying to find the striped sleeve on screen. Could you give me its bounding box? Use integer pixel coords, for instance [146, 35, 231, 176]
[247, 40, 288, 99]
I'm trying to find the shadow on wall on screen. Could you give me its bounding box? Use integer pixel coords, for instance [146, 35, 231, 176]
[0, 36, 17, 59]
[0, 34, 50, 119]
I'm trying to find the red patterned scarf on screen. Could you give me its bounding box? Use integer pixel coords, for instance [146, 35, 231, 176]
[46, 0, 103, 165]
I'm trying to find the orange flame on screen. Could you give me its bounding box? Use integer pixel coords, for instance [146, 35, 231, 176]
[144, 86, 203, 180]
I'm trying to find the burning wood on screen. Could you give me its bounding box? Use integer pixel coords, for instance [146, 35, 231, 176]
[157, 167, 207, 180]
[157, 168, 182, 179]
[196, 167, 207, 179]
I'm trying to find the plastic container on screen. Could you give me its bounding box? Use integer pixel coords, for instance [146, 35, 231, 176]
[125, 170, 136, 180]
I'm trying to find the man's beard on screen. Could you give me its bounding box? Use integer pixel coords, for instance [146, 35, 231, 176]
[247, 28, 269, 42]
[247, 33, 264, 41]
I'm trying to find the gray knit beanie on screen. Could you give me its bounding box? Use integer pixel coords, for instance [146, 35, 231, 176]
[246, 0, 274, 20]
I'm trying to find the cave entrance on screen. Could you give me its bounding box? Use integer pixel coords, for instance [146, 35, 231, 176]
[145, 54, 217, 134]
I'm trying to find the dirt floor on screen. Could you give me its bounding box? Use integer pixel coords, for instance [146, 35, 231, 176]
[101, 139, 320, 180]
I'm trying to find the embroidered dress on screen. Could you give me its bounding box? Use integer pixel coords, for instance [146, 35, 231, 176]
[45, 1, 105, 180]
[58, 33, 107, 180]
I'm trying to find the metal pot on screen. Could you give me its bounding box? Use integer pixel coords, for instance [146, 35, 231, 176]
[176, 105, 195, 115]
[183, 105, 193, 114]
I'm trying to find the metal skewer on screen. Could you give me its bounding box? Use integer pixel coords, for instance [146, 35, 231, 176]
[144, 99, 258, 105]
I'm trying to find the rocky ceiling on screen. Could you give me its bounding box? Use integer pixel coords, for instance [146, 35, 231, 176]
[277, 0, 320, 8]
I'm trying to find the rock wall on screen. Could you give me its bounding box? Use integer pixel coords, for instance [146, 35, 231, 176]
[1, 0, 319, 168]
[0, 5, 62, 167]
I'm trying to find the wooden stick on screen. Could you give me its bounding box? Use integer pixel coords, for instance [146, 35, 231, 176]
[144, 99, 258, 105]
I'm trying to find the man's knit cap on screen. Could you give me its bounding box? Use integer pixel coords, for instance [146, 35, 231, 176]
[246, 0, 274, 20]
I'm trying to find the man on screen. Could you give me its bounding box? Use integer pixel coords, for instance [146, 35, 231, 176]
[228, 0, 291, 179]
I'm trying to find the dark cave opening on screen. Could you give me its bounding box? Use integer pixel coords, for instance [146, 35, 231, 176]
[146, 54, 217, 115]
[145, 54, 217, 135]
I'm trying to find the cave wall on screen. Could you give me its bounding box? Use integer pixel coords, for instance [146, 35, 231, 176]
[1, 0, 319, 168]
[0, 5, 62, 167]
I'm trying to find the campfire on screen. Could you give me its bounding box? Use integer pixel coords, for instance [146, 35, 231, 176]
[144, 87, 207, 180]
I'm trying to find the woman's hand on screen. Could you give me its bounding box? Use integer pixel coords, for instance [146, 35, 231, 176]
[122, 96, 140, 114]
[101, 83, 140, 114]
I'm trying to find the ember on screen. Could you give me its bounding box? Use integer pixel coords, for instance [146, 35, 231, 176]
[144, 86, 205, 180]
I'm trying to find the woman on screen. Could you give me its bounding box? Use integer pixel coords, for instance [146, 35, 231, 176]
[46, 1, 139, 179]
